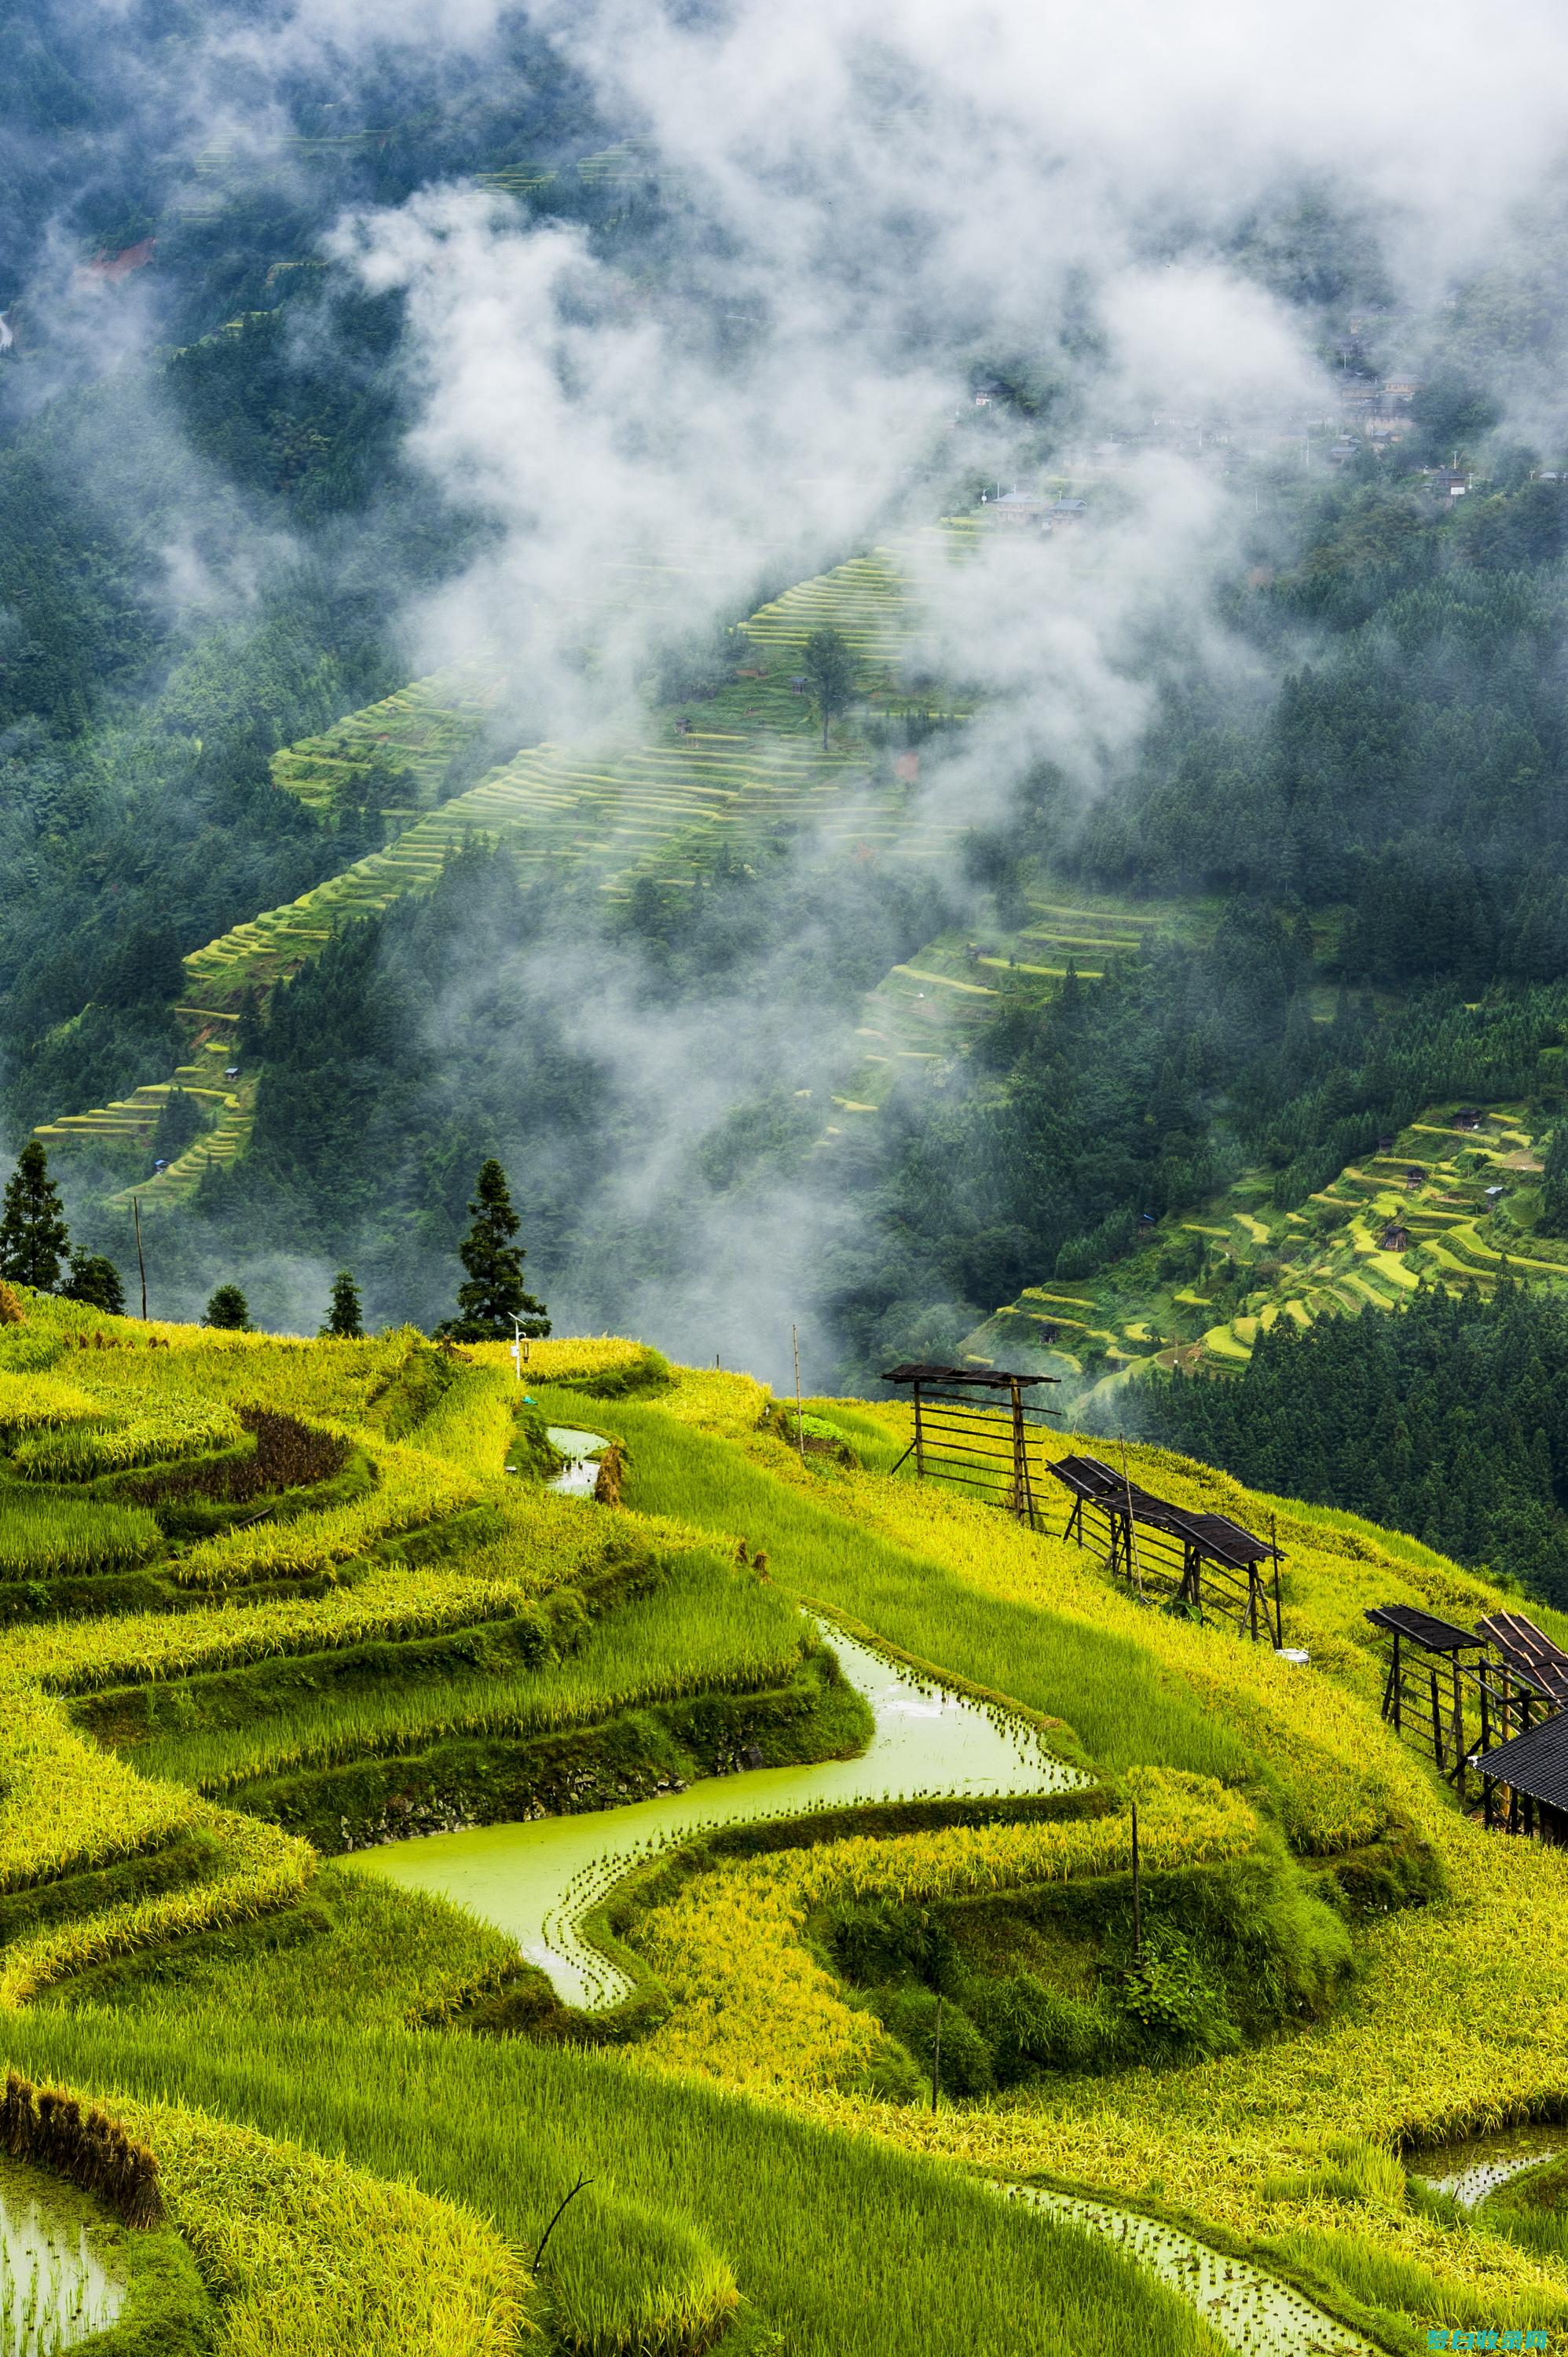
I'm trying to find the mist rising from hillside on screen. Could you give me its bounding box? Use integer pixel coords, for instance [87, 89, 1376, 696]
[18, 0, 1568, 1373]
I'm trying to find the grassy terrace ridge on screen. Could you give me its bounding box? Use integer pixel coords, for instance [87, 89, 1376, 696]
[2, 1293, 1568, 2352]
[969, 1093, 1568, 1409]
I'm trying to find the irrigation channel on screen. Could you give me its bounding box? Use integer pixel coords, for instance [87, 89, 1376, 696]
[346, 1426, 1387, 2357]
[0, 2162, 123, 2355]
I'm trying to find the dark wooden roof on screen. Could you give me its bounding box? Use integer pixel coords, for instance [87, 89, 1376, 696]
[1365, 1604, 1486, 1654]
[1046, 1455, 1280, 1568]
[881, 1363, 1059, 1387]
[1478, 1611, 1568, 1706]
[1475, 1712, 1568, 1812]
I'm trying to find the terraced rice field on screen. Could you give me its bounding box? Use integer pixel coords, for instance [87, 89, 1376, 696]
[829, 883, 1203, 1134]
[269, 667, 504, 817]
[969, 1098, 1568, 1408]
[37, 536, 983, 1176]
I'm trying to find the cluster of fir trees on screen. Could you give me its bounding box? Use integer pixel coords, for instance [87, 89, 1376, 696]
[0, 1131, 545, 1346]
[1139, 1281, 1568, 1604]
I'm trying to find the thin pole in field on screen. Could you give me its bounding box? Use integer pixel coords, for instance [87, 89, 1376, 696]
[1130, 1798, 1143, 1965]
[1118, 1431, 1143, 1596]
[792, 1323, 806, 1463]
[1270, 1513, 1283, 1646]
[931, 1993, 943, 2113]
[132, 1197, 148, 1321]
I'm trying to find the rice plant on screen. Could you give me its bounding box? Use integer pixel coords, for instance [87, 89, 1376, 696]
[130, 1552, 808, 1794]
[0, 1495, 159, 1578]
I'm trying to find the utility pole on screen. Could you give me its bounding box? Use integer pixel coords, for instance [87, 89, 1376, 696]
[792, 1324, 806, 1464]
[132, 1197, 148, 1321]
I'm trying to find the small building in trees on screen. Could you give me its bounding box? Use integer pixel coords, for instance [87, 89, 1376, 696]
[1379, 1222, 1410, 1252]
[982, 489, 1053, 530]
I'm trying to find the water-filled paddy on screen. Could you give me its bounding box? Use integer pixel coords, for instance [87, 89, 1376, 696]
[1008, 2188, 1376, 2357]
[0, 2161, 123, 2356]
[341, 1622, 1080, 2006]
[544, 1425, 608, 1497]
[1411, 2124, 1563, 2209]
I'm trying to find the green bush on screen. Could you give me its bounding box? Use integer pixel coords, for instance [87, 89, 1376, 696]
[968, 1970, 1107, 2079]
[880, 1988, 994, 2098]
[1113, 1924, 1240, 2062]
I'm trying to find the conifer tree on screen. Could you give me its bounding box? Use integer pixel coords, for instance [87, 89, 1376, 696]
[801, 627, 855, 752]
[203, 1284, 251, 1331]
[1541, 1120, 1568, 1236]
[321, 1270, 365, 1339]
[0, 1143, 69, 1292]
[439, 1159, 550, 1342]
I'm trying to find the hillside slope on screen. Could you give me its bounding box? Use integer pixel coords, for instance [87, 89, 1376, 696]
[0, 1291, 1565, 2351]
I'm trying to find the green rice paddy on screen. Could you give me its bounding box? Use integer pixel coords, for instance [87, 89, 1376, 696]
[969, 1097, 1568, 1407]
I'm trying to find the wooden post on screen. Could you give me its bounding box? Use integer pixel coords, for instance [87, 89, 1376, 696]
[1390, 1631, 1401, 1733]
[1130, 1798, 1143, 1965]
[1452, 1659, 1465, 1802]
[1118, 1435, 1144, 1598]
[1009, 1379, 1033, 1524]
[913, 1384, 925, 1479]
[792, 1325, 806, 1465]
[132, 1197, 148, 1321]
[1479, 1677, 1492, 1830]
[1248, 1567, 1260, 1644]
[1270, 1516, 1284, 1646]
[1430, 1669, 1444, 1772]
[930, 1994, 943, 2113]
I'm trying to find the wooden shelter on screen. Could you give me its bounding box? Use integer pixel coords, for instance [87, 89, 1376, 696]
[1478, 1611, 1568, 1708]
[882, 1365, 1059, 1525]
[1047, 1453, 1283, 1642]
[1365, 1604, 1544, 1816]
[1469, 1714, 1568, 1843]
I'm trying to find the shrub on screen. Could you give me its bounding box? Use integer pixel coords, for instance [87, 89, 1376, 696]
[1112, 1923, 1241, 2062]
[881, 1988, 994, 2097]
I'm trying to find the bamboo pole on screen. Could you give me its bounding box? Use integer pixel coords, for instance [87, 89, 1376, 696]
[930, 1995, 943, 2113]
[792, 1325, 806, 1464]
[132, 1197, 147, 1321]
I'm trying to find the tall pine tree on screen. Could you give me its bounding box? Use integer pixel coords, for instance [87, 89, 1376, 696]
[321, 1270, 365, 1339]
[439, 1160, 550, 1342]
[0, 1143, 69, 1292]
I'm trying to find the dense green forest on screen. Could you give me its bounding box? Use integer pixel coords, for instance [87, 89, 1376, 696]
[1140, 1282, 1568, 1604]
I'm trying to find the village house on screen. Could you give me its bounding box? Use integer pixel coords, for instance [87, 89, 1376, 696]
[980, 488, 1054, 530]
